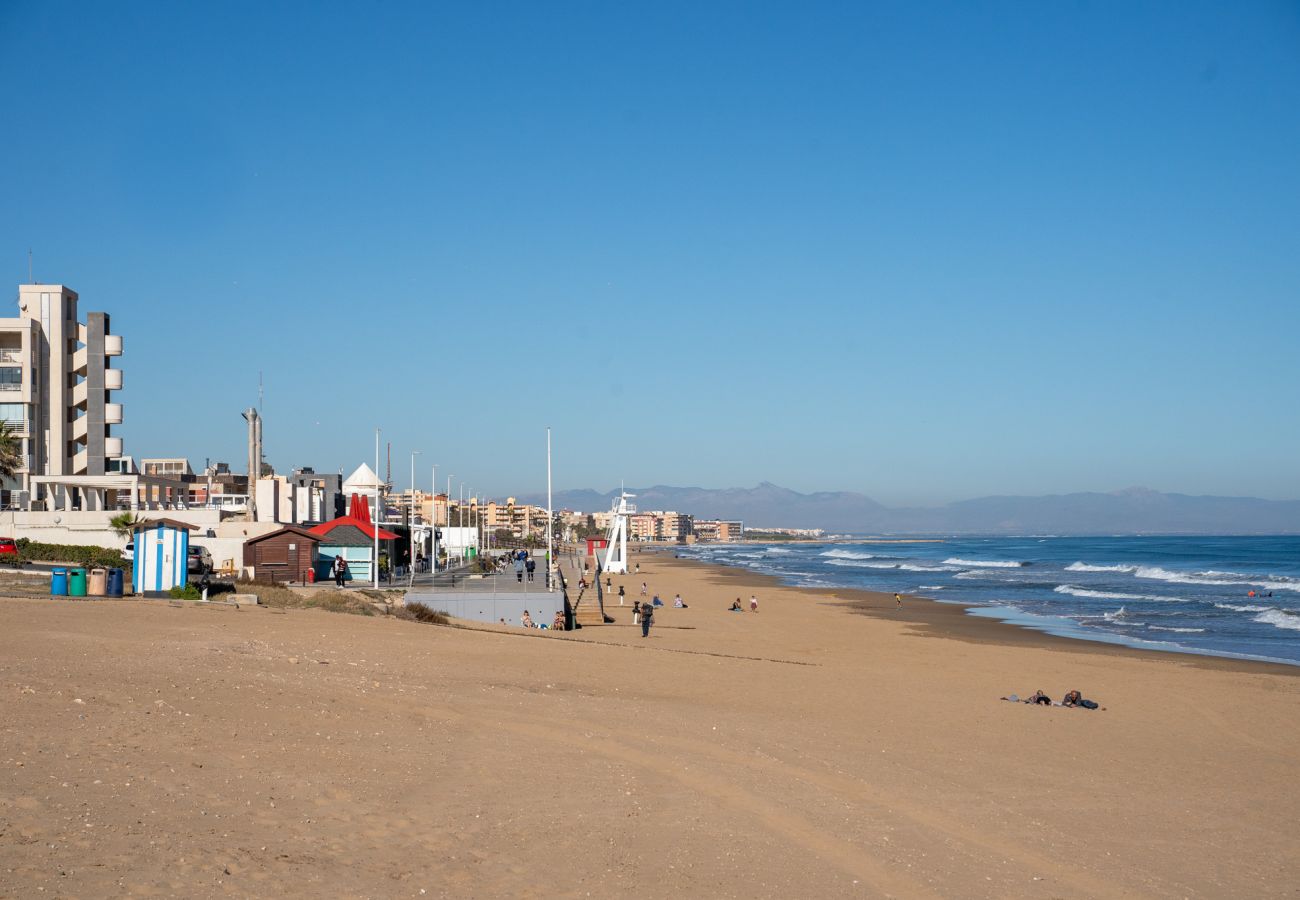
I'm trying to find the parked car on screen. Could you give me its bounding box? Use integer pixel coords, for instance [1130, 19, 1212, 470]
[122, 541, 134, 562]
[188, 545, 213, 575]
[0, 537, 18, 556]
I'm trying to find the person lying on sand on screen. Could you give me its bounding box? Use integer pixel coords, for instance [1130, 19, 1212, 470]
[1001, 690, 1103, 709]
[1062, 690, 1103, 709]
[729, 599, 743, 612]
[1000, 690, 1051, 705]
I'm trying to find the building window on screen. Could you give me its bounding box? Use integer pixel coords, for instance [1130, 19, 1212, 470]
[0, 404, 25, 426]
[0, 368, 19, 391]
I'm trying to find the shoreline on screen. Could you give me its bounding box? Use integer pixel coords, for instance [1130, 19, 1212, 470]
[3, 551, 1300, 896]
[652, 550, 1300, 676]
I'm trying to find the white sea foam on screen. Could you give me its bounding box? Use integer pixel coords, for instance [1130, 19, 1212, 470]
[764, 547, 793, 554]
[1255, 610, 1300, 631]
[1214, 603, 1271, 612]
[943, 557, 1025, 568]
[1053, 585, 1183, 602]
[918, 585, 945, 591]
[1147, 625, 1206, 633]
[821, 549, 875, 560]
[1134, 565, 1300, 592]
[827, 559, 957, 573]
[1103, 607, 1128, 620]
[1065, 562, 1138, 573]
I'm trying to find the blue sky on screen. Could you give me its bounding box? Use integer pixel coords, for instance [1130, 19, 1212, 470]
[2, 1, 1297, 505]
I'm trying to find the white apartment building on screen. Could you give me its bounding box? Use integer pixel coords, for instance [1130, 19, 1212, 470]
[1, 284, 124, 508]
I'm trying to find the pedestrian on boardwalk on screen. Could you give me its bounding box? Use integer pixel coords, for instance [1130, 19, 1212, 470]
[640, 600, 654, 638]
[333, 555, 347, 587]
[526, 558, 536, 582]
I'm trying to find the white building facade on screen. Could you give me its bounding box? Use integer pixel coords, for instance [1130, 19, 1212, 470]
[1, 284, 124, 509]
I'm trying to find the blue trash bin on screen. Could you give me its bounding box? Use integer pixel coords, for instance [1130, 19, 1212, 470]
[107, 567, 124, 598]
[51, 568, 68, 596]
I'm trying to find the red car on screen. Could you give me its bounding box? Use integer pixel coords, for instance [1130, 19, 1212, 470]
[0, 538, 17, 556]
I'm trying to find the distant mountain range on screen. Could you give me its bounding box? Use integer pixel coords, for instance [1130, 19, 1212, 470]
[525, 483, 1300, 535]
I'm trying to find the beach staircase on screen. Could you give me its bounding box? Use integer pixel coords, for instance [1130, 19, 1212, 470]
[563, 558, 617, 626]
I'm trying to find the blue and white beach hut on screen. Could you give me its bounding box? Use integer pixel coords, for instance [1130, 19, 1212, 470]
[132, 518, 197, 596]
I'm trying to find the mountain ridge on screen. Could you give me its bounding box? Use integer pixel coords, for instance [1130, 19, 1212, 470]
[520, 484, 1300, 535]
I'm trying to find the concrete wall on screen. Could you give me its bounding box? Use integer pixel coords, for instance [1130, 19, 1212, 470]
[0, 508, 222, 549]
[404, 591, 564, 627]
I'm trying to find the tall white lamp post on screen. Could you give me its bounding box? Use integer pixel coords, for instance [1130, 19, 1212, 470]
[408, 450, 420, 586]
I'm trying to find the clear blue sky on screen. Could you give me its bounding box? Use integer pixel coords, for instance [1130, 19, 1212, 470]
[2, 1, 1297, 505]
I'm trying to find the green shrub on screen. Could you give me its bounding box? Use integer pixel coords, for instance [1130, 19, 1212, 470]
[13, 538, 131, 574]
[168, 583, 202, 600]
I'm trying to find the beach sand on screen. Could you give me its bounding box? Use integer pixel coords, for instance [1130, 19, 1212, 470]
[2, 550, 1298, 898]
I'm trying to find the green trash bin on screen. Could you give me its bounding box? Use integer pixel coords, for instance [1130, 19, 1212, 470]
[69, 567, 88, 597]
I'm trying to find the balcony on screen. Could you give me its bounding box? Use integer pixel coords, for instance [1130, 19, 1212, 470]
[72, 346, 87, 375]
[105, 335, 123, 356]
[71, 414, 88, 441]
[105, 436, 123, 458]
[72, 380, 88, 408]
[105, 403, 123, 425]
[0, 349, 21, 364]
[106, 368, 123, 391]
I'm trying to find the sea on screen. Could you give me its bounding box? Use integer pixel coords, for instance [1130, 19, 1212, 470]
[675, 535, 1300, 666]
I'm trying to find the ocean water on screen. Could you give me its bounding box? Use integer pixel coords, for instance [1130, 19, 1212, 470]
[676, 536, 1300, 666]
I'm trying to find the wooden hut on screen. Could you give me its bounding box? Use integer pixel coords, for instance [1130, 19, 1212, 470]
[243, 526, 322, 584]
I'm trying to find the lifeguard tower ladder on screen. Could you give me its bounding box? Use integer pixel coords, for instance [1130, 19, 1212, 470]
[601, 490, 636, 574]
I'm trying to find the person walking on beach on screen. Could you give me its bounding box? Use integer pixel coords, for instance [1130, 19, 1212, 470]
[750, 594, 758, 612]
[333, 555, 347, 587]
[640, 581, 648, 598]
[894, 593, 902, 609]
[640, 599, 654, 638]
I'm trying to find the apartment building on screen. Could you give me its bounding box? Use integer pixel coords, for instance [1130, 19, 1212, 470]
[1, 284, 123, 507]
[391, 489, 431, 524]
[693, 519, 744, 542]
[658, 511, 694, 541]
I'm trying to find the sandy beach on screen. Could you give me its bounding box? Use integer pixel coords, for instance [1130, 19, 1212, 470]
[2, 550, 1298, 898]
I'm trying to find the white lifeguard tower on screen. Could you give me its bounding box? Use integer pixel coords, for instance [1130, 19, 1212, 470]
[601, 490, 635, 574]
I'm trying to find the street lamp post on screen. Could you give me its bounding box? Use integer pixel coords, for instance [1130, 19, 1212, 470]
[409, 450, 420, 586]
[373, 427, 380, 589]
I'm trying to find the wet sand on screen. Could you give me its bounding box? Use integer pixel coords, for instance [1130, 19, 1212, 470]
[1, 550, 1297, 898]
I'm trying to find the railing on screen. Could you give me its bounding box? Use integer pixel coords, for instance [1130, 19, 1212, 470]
[0, 350, 21, 364]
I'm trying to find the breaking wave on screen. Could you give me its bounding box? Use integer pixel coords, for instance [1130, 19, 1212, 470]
[821, 549, 875, 560]
[1053, 585, 1184, 602]
[1065, 562, 1138, 573]
[943, 558, 1026, 568]
[1254, 610, 1300, 631]
[1134, 566, 1300, 592]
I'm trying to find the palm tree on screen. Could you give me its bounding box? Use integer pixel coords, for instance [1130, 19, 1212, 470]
[0, 422, 21, 481]
[109, 511, 144, 541]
